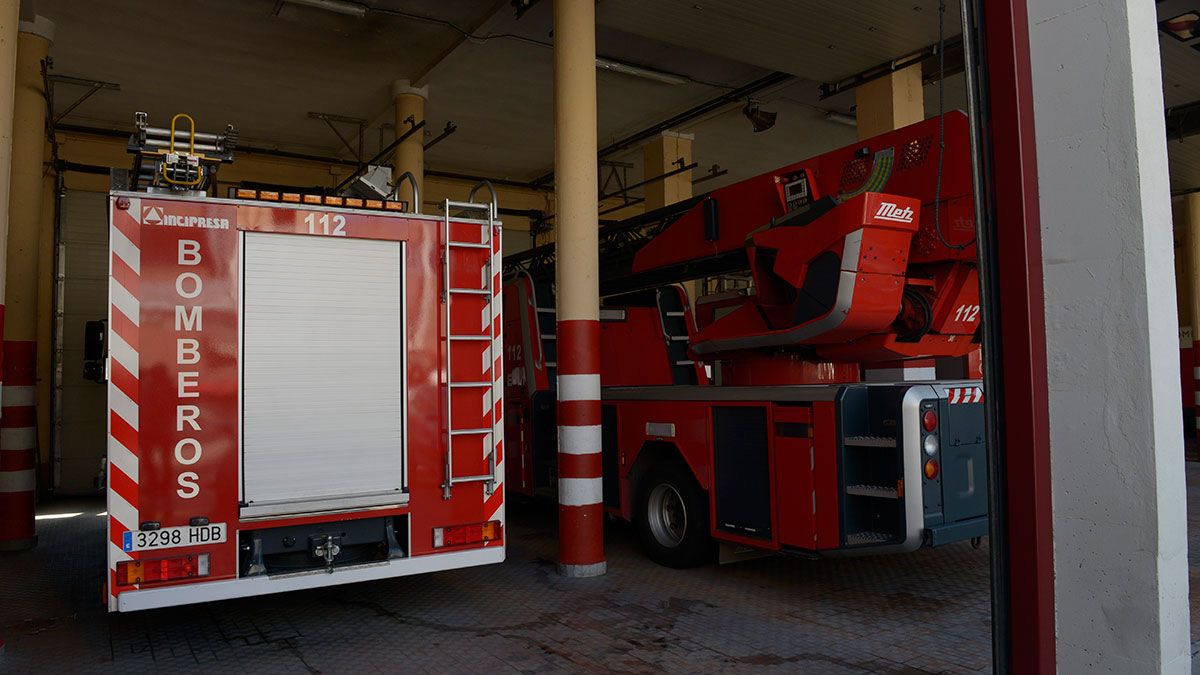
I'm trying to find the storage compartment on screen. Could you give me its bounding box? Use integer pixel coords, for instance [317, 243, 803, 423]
[241, 232, 407, 518]
[838, 387, 905, 546]
[713, 405, 772, 539]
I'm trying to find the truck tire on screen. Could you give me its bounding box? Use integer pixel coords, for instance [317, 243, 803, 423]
[635, 461, 714, 568]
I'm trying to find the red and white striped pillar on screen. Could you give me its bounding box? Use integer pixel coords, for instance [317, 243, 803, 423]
[0, 8, 45, 552]
[552, 0, 605, 577]
[0, 2, 28, 550]
[0, 338, 34, 549]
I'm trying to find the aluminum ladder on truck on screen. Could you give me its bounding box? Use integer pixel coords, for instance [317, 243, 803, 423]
[442, 182, 502, 500]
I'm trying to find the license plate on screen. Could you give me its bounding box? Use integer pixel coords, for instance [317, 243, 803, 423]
[122, 523, 227, 552]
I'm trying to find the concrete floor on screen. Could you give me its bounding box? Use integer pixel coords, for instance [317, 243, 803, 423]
[9, 463, 1195, 673]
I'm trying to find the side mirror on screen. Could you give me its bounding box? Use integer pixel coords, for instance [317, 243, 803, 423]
[83, 319, 107, 383]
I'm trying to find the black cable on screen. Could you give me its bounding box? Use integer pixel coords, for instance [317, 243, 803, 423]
[933, 0, 975, 250]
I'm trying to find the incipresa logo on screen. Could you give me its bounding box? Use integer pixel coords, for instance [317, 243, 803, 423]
[143, 206, 230, 230]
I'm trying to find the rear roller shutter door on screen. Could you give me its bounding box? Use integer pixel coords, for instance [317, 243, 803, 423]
[241, 232, 406, 517]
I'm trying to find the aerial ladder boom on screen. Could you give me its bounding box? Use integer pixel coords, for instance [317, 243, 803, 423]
[505, 112, 980, 366]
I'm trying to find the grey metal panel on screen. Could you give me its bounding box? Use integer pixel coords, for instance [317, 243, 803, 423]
[58, 190, 109, 494]
[241, 232, 405, 516]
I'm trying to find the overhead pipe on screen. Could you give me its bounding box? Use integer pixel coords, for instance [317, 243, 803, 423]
[423, 121, 457, 151]
[54, 122, 549, 194]
[530, 70, 795, 186]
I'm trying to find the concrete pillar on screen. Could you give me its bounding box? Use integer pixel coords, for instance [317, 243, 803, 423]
[643, 131, 697, 303]
[1027, 1, 1190, 670]
[0, 13, 48, 551]
[642, 131, 692, 211]
[391, 79, 426, 211]
[552, 0, 605, 577]
[854, 65, 923, 140]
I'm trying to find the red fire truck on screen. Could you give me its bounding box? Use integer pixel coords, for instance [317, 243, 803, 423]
[503, 112, 987, 567]
[101, 115, 505, 611]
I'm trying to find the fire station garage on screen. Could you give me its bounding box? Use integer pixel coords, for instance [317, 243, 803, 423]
[0, 0, 1192, 672]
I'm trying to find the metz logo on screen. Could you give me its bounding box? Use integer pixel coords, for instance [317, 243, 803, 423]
[874, 202, 914, 224]
[141, 206, 229, 230]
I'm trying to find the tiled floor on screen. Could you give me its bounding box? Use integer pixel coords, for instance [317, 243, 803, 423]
[1, 492, 999, 674]
[6, 467, 1198, 672]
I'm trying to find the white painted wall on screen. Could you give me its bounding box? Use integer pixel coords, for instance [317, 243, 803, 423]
[1026, 1, 1191, 671]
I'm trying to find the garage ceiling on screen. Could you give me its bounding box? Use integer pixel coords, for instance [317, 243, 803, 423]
[596, 0, 961, 83]
[33, 1, 1200, 195]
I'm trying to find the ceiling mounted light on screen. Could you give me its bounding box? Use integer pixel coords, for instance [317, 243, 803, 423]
[742, 100, 777, 133]
[285, 0, 367, 18]
[595, 57, 689, 86]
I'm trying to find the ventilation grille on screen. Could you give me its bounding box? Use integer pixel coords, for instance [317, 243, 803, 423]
[897, 136, 933, 172]
[837, 158, 870, 194]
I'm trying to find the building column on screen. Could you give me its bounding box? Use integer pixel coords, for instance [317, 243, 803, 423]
[643, 131, 696, 302]
[1028, 0, 1190, 670]
[552, 0, 605, 577]
[854, 65, 923, 140]
[391, 79, 427, 212]
[642, 131, 693, 210]
[0, 13, 49, 551]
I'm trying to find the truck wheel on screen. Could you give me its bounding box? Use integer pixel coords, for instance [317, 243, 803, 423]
[635, 462, 713, 568]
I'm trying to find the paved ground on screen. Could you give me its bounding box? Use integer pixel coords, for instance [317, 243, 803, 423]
[5, 468, 1198, 672]
[3, 494, 995, 674]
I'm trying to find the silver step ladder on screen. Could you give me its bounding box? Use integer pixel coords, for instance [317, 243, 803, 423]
[442, 182, 502, 500]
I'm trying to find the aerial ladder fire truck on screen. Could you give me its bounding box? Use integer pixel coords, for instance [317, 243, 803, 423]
[97, 113, 506, 611]
[503, 112, 987, 567]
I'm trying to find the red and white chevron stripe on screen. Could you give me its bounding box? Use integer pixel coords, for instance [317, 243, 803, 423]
[947, 386, 984, 405]
[485, 223, 504, 532]
[107, 197, 142, 609]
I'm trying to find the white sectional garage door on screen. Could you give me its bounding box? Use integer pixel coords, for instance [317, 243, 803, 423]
[241, 232, 406, 517]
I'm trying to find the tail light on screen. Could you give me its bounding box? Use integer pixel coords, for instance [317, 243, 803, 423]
[924, 458, 940, 480]
[433, 520, 502, 548]
[116, 553, 209, 586]
[922, 410, 938, 432]
[923, 434, 939, 456]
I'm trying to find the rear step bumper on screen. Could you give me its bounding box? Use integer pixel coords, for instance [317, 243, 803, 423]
[924, 516, 988, 547]
[114, 545, 503, 612]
